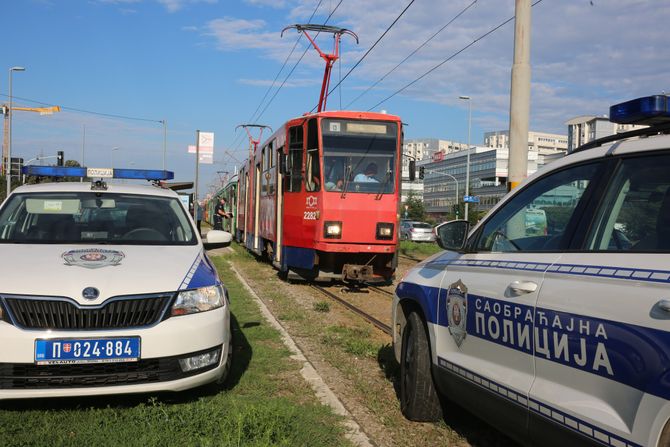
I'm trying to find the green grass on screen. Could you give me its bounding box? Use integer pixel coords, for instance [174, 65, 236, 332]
[313, 301, 330, 313]
[399, 240, 442, 257]
[321, 325, 378, 358]
[0, 257, 350, 447]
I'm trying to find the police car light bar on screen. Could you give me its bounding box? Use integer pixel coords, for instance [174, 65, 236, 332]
[21, 165, 175, 181]
[609, 95, 670, 125]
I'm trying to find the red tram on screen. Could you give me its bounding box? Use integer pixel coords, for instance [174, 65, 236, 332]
[233, 24, 402, 283]
[236, 111, 402, 283]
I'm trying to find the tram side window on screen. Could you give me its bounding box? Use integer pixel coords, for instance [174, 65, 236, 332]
[287, 126, 303, 192]
[305, 118, 321, 192]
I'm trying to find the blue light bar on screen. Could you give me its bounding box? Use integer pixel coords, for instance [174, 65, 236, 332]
[609, 95, 670, 125]
[21, 166, 87, 177]
[21, 165, 175, 181]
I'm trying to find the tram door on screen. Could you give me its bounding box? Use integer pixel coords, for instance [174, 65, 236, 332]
[254, 159, 261, 252]
[275, 143, 285, 266]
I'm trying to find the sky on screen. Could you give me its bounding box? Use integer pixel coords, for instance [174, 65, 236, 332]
[2, 0, 669, 197]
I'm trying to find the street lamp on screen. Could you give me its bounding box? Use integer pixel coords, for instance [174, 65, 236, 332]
[459, 95, 472, 221]
[110, 146, 120, 169]
[6, 66, 26, 198]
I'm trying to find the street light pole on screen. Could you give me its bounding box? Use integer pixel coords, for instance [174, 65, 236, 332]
[7, 66, 26, 198]
[459, 95, 472, 221]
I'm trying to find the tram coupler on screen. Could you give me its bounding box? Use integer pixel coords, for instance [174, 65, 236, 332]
[342, 264, 373, 282]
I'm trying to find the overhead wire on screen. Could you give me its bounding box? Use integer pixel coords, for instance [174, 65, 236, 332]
[0, 93, 162, 123]
[345, 0, 478, 109]
[367, 0, 545, 111]
[226, 0, 325, 152]
[233, 0, 343, 155]
[310, 0, 417, 113]
[253, 0, 343, 124]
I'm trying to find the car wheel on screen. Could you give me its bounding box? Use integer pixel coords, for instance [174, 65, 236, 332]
[400, 311, 443, 421]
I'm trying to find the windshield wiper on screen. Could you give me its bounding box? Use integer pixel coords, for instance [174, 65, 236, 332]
[340, 165, 352, 198]
[375, 170, 392, 200]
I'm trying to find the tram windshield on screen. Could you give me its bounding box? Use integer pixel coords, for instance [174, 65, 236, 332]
[321, 119, 398, 194]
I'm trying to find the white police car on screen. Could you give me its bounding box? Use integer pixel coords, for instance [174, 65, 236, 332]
[0, 166, 233, 398]
[393, 95, 670, 446]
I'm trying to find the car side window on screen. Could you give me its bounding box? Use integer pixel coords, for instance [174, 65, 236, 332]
[586, 153, 670, 252]
[476, 162, 600, 252]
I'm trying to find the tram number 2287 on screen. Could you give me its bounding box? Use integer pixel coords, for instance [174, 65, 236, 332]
[303, 211, 318, 220]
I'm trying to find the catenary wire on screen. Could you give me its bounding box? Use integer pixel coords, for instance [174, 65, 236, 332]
[367, 0, 544, 111]
[254, 0, 343, 124]
[226, 0, 325, 152]
[229, 0, 343, 154]
[0, 93, 161, 123]
[345, 0, 478, 109]
[310, 0, 417, 113]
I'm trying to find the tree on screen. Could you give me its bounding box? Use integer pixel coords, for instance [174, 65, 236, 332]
[403, 190, 427, 221]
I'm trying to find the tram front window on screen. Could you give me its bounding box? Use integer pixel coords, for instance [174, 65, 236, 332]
[321, 119, 398, 194]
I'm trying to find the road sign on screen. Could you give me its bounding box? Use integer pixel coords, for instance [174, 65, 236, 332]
[463, 195, 480, 203]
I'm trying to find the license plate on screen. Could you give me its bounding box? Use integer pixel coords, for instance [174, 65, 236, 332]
[35, 337, 141, 365]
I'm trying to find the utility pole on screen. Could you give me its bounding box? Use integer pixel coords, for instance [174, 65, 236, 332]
[508, 0, 531, 191]
[194, 130, 200, 219]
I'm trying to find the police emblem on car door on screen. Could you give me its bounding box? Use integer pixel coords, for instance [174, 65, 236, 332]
[447, 279, 468, 347]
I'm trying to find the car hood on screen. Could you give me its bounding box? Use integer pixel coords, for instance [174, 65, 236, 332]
[0, 244, 219, 304]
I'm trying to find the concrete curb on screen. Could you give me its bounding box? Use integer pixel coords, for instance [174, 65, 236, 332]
[229, 264, 374, 447]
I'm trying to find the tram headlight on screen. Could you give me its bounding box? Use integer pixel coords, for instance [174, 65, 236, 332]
[324, 221, 342, 239]
[376, 222, 394, 240]
[172, 285, 227, 316]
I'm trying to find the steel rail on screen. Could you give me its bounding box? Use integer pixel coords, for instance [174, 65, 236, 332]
[310, 284, 392, 335]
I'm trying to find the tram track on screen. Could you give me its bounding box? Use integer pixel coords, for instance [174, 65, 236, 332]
[310, 284, 392, 336]
[366, 285, 394, 297]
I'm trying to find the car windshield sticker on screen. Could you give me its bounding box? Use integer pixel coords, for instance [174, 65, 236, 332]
[62, 249, 125, 269]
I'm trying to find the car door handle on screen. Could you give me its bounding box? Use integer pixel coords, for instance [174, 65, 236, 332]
[656, 299, 670, 313]
[506, 281, 538, 296]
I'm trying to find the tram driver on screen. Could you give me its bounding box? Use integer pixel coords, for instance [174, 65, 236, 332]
[354, 163, 379, 183]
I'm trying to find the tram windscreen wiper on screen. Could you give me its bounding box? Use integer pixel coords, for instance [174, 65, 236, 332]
[340, 165, 352, 198]
[375, 170, 391, 199]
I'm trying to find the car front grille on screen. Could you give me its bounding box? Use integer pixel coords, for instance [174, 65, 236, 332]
[1, 294, 174, 330]
[0, 348, 221, 389]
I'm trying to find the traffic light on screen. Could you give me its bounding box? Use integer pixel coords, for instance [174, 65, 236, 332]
[408, 160, 416, 181]
[419, 166, 425, 180]
[57, 151, 64, 166]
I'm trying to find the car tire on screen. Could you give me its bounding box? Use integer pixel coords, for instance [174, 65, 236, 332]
[400, 311, 443, 421]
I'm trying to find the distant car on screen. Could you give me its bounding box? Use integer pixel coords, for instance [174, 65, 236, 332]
[392, 95, 670, 447]
[400, 221, 435, 242]
[0, 167, 233, 399]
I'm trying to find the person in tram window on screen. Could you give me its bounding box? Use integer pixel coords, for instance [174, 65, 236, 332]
[213, 197, 232, 231]
[354, 163, 379, 183]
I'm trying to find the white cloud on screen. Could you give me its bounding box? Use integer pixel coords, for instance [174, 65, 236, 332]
[200, 0, 670, 135]
[157, 0, 218, 13]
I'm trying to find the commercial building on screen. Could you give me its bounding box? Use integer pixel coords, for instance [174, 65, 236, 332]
[565, 116, 646, 153]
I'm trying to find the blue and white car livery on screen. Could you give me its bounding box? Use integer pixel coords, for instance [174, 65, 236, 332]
[393, 96, 670, 447]
[0, 167, 233, 399]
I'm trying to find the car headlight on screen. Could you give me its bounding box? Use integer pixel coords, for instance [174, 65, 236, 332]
[324, 221, 342, 239]
[376, 222, 394, 240]
[171, 285, 227, 316]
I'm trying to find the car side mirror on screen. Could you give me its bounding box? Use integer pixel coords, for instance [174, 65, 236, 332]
[203, 230, 232, 250]
[435, 219, 469, 251]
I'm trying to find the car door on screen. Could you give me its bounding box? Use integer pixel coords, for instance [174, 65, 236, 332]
[531, 151, 670, 447]
[435, 160, 603, 440]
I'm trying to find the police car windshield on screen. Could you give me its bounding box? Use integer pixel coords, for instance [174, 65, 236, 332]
[0, 192, 197, 245]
